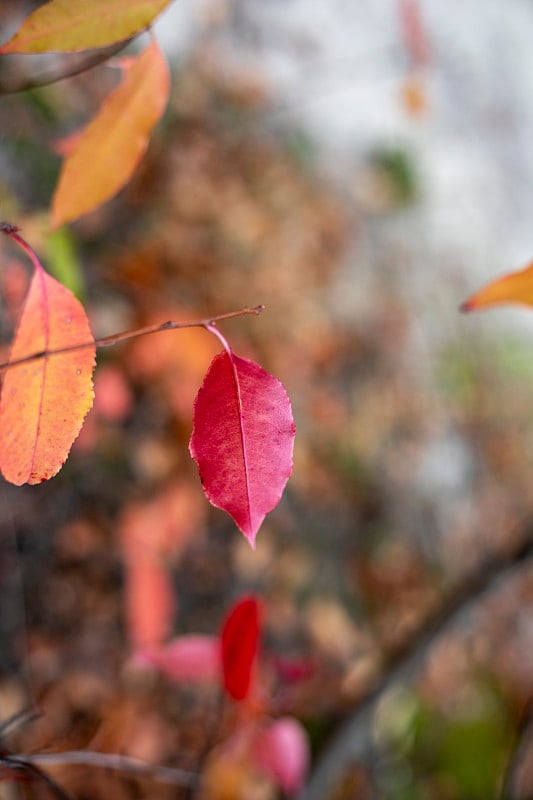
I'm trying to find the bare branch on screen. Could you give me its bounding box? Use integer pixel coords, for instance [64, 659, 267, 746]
[0, 39, 133, 95]
[0, 306, 265, 372]
[10, 751, 197, 788]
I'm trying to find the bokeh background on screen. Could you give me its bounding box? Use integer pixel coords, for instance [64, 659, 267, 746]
[2, 1, 533, 797]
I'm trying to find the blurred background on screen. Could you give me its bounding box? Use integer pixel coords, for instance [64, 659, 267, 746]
[2, 1, 533, 797]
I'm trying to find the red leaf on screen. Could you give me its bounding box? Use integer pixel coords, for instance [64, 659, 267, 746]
[189, 352, 295, 547]
[220, 596, 261, 701]
[0, 235, 95, 485]
[251, 717, 310, 794]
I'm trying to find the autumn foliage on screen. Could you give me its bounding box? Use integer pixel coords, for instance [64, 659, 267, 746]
[0, 0, 296, 544]
[3, 1, 533, 799]
[0, 1, 306, 795]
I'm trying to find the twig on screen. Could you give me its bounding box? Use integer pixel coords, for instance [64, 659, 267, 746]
[0, 39, 133, 95]
[0, 707, 39, 740]
[0, 754, 73, 800]
[297, 520, 533, 800]
[9, 750, 197, 789]
[0, 306, 265, 372]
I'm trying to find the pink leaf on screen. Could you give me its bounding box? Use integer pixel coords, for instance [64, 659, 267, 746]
[124, 555, 174, 653]
[221, 595, 261, 701]
[251, 717, 310, 795]
[189, 352, 295, 547]
[144, 635, 220, 683]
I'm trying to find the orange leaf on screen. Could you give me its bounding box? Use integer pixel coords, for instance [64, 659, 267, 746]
[461, 261, 533, 312]
[0, 235, 95, 485]
[0, 0, 173, 54]
[51, 40, 169, 228]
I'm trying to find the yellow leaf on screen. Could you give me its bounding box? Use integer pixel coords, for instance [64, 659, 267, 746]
[51, 40, 169, 228]
[0, 0, 173, 54]
[461, 261, 533, 312]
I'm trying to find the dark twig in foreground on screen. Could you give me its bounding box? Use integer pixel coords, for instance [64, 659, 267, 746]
[9, 751, 197, 789]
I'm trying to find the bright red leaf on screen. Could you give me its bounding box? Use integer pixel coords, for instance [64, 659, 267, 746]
[461, 261, 533, 312]
[0, 232, 95, 485]
[221, 596, 261, 701]
[189, 351, 295, 547]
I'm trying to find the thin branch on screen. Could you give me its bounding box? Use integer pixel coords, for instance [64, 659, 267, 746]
[298, 520, 533, 800]
[0, 707, 39, 740]
[0, 38, 133, 95]
[0, 306, 265, 372]
[1, 755, 73, 800]
[9, 751, 197, 788]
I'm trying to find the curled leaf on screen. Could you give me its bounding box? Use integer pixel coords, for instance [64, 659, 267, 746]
[189, 352, 295, 547]
[461, 261, 533, 312]
[0, 0, 173, 54]
[51, 40, 170, 228]
[0, 254, 95, 485]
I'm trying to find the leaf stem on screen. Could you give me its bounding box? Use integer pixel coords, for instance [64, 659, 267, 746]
[0, 222, 264, 371]
[0, 308, 265, 372]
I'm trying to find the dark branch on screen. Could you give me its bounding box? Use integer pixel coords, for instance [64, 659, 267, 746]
[0, 306, 265, 372]
[9, 751, 197, 788]
[0, 38, 132, 95]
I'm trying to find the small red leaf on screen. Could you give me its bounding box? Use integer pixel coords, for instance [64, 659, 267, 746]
[251, 717, 310, 794]
[189, 352, 295, 546]
[220, 596, 261, 701]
